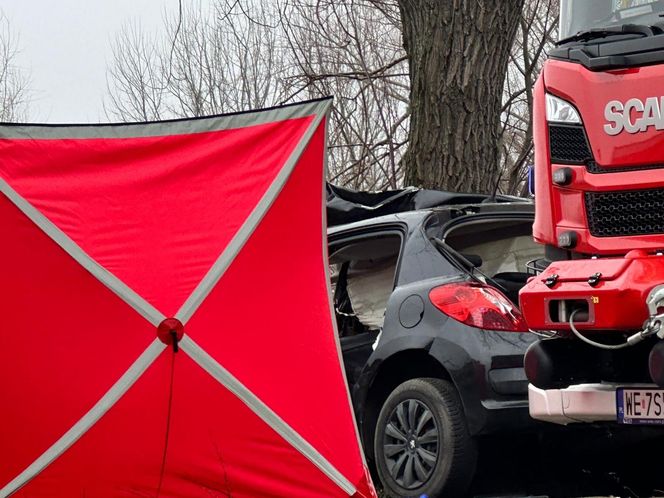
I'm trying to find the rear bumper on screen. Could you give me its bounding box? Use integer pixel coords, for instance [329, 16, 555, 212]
[528, 383, 621, 425]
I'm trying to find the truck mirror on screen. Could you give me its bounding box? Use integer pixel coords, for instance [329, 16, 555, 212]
[527, 165, 535, 197]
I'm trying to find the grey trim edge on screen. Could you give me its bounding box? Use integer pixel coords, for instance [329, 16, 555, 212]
[0, 99, 332, 140]
[320, 112, 372, 471]
[0, 340, 167, 497]
[178, 335, 357, 496]
[176, 99, 332, 324]
[0, 179, 165, 326]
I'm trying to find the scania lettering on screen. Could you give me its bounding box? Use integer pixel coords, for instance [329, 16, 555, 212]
[604, 96, 664, 135]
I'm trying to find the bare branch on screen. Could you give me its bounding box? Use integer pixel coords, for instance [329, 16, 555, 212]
[0, 10, 30, 122]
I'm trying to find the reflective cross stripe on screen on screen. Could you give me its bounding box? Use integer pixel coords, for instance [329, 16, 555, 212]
[0, 178, 165, 327]
[0, 100, 354, 497]
[0, 340, 167, 498]
[175, 99, 331, 324]
[179, 336, 357, 496]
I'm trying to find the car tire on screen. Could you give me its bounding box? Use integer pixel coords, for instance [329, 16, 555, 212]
[373, 378, 477, 498]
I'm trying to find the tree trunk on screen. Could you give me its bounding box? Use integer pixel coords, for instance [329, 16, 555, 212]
[398, 0, 524, 193]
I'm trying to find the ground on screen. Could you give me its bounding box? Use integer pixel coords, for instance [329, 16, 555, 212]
[471, 424, 664, 497]
[375, 424, 664, 497]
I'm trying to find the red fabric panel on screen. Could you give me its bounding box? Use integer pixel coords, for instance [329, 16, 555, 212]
[157, 353, 349, 498]
[0, 117, 313, 317]
[15, 352, 172, 497]
[185, 122, 373, 494]
[0, 106, 376, 496]
[0, 195, 159, 489]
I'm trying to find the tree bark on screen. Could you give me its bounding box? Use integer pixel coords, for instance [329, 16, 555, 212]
[398, 0, 524, 193]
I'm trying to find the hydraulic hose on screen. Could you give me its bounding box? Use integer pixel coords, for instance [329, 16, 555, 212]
[569, 309, 635, 350]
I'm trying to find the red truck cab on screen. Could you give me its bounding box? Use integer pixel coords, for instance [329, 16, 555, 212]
[520, 0, 664, 425]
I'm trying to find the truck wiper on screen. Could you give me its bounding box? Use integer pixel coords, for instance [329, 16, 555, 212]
[557, 24, 654, 46]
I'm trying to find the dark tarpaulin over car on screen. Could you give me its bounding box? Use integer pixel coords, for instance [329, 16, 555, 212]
[326, 183, 520, 226]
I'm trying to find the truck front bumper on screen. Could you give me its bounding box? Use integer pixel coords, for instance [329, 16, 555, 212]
[528, 383, 622, 425]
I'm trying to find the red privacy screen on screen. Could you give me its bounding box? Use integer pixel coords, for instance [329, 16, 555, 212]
[0, 98, 376, 498]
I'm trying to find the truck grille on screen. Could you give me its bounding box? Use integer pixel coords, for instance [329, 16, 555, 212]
[586, 161, 664, 174]
[549, 124, 592, 164]
[585, 188, 664, 237]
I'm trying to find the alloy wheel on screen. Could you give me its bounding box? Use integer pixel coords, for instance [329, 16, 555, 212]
[382, 398, 440, 490]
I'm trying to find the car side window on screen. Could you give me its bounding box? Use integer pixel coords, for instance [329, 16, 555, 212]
[444, 218, 543, 304]
[328, 234, 401, 337]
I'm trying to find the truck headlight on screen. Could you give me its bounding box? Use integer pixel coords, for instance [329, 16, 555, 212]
[546, 93, 582, 124]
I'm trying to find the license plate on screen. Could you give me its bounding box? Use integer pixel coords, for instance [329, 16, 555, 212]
[617, 388, 664, 425]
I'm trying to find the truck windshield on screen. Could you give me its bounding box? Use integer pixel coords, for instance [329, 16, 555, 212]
[560, 0, 664, 40]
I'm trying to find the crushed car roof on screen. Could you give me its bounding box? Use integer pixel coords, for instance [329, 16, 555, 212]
[326, 183, 531, 228]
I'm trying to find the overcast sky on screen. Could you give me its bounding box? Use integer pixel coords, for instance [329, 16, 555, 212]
[2, 0, 192, 123]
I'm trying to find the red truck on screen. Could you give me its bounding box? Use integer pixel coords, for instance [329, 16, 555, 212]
[519, 0, 664, 425]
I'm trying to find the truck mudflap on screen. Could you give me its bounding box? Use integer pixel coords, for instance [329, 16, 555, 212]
[519, 249, 664, 332]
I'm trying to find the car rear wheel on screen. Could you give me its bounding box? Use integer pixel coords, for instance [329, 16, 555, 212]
[374, 378, 476, 498]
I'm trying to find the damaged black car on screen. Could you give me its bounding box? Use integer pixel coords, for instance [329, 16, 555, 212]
[327, 185, 542, 498]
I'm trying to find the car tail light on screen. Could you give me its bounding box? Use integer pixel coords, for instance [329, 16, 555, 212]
[429, 282, 528, 332]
